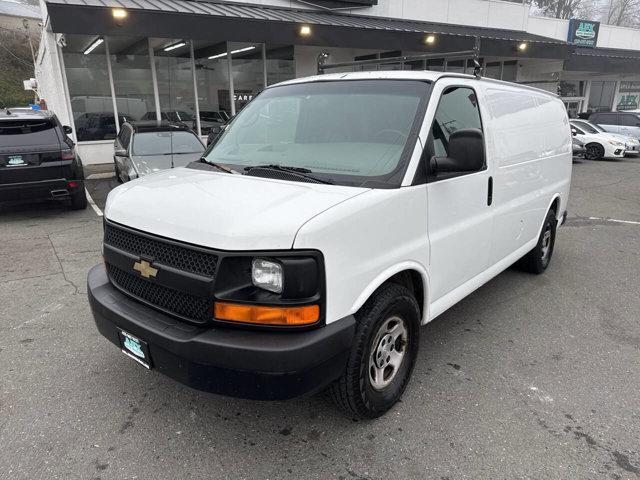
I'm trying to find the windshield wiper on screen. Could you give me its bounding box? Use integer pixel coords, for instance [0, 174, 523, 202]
[244, 164, 333, 185]
[199, 157, 239, 174]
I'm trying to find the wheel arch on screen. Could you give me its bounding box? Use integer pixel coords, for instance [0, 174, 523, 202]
[350, 262, 430, 325]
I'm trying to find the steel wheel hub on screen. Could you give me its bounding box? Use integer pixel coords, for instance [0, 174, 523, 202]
[369, 316, 408, 391]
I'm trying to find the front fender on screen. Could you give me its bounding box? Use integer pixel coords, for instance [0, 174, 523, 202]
[294, 185, 430, 325]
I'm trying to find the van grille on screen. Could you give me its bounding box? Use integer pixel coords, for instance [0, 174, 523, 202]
[104, 223, 218, 278]
[107, 264, 211, 324]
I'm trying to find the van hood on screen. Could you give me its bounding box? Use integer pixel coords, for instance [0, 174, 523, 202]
[105, 167, 368, 250]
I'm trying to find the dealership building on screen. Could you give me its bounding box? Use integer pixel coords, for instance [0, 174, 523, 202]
[33, 0, 640, 165]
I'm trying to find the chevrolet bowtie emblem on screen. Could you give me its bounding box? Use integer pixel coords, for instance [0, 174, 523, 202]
[133, 260, 158, 279]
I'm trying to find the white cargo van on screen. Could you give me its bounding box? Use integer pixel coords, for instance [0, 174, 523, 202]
[88, 71, 572, 418]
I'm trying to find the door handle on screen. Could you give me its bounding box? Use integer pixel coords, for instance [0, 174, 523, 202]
[487, 176, 493, 206]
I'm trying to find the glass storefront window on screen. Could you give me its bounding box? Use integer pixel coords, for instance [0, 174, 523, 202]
[484, 61, 501, 79]
[109, 37, 155, 123]
[229, 42, 265, 115]
[559, 81, 584, 98]
[153, 38, 198, 132]
[266, 45, 295, 85]
[588, 81, 616, 112]
[62, 35, 116, 141]
[502, 61, 517, 82]
[194, 42, 231, 134]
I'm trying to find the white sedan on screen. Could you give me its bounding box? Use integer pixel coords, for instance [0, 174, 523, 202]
[570, 120, 626, 160]
[572, 119, 640, 156]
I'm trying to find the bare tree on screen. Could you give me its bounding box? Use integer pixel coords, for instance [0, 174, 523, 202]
[605, 0, 640, 27]
[533, 0, 603, 19]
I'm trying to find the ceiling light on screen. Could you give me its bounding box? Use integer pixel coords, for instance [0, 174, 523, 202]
[163, 41, 186, 52]
[299, 25, 312, 37]
[208, 45, 256, 60]
[425, 34, 436, 45]
[112, 8, 127, 19]
[83, 37, 103, 55]
[518, 42, 528, 52]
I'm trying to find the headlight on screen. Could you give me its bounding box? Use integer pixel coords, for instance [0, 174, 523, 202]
[609, 140, 624, 147]
[252, 258, 283, 293]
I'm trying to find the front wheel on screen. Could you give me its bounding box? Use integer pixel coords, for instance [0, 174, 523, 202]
[329, 283, 420, 418]
[585, 143, 605, 160]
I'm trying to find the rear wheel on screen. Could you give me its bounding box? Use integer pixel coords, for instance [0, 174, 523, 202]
[518, 208, 557, 274]
[70, 187, 87, 210]
[329, 283, 420, 418]
[585, 143, 605, 160]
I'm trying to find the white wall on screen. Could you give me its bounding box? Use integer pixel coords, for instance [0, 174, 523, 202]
[225, 0, 531, 31]
[76, 141, 114, 165]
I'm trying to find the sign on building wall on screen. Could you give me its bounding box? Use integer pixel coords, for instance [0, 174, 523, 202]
[567, 19, 600, 48]
[616, 81, 640, 111]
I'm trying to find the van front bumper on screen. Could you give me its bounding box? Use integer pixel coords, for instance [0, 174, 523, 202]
[87, 264, 355, 400]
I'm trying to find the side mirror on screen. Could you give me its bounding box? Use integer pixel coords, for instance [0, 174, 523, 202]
[571, 128, 577, 136]
[63, 125, 73, 134]
[114, 148, 127, 156]
[431, 129, 485, 174]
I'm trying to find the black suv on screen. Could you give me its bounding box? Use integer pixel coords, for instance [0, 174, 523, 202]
[0, 108, 87, 209]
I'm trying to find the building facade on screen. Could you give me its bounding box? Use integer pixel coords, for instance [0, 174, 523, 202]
[34, 0, 640, 165]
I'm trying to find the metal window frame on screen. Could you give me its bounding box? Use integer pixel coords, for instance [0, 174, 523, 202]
[190, 40, 202, 136]
[104, 37, 119, 134]
[148, 39, 162, 123]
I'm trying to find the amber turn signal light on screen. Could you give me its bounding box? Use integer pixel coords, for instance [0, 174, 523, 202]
[214, 302, 320, 326]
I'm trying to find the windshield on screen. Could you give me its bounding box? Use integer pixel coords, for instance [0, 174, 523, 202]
[132, 131, 204, 156]
[203, 80, 430, 187]
[575, 121, 600, 134]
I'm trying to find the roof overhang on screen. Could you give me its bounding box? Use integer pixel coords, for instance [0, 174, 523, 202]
[564, 47, 640, 74]
[44, 0, 570, 60]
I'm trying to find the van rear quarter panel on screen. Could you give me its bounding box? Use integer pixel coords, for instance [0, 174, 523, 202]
[481, 83, 572, 264]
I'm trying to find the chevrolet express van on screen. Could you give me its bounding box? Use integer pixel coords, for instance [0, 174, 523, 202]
[88, 71, 572, 418]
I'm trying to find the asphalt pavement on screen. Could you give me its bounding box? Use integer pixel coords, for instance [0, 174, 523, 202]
[1, 157, 639, 480]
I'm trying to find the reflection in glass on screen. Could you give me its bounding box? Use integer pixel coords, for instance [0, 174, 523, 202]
[265, 45, 295, 86]
[229, 42, 265, 115]
[153, 39, 198, 132]
[63, 37, 117, 141]
[194, 43, 230, 134]
[109, 37, 155, 123]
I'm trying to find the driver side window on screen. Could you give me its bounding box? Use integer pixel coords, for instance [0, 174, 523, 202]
[432, 87, 482, 159]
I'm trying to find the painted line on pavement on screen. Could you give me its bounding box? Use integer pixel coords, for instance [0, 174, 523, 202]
[588, 216, 640, 226]
[85, 188, 103, 217]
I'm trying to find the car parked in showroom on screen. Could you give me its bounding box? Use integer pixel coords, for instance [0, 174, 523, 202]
[570, 120, 626, 160]
[89, 71, 571, 419]
[0, 108, 86, 209]
[588, 111, 640, 140]
[113, 121, 205, 183]
[571, 118, 640, 156]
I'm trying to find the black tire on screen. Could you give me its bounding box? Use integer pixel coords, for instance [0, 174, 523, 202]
[329, 283, 420, 419]
[70, 187, 87, 210]
[585, 143, 605, 160]
[518, 208, 557, 274]
[114, 162, 123, 184]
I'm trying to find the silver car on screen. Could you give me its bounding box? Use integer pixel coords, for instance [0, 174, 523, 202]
[588, 112, 640, 141]
[113, 121, 205, 183]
